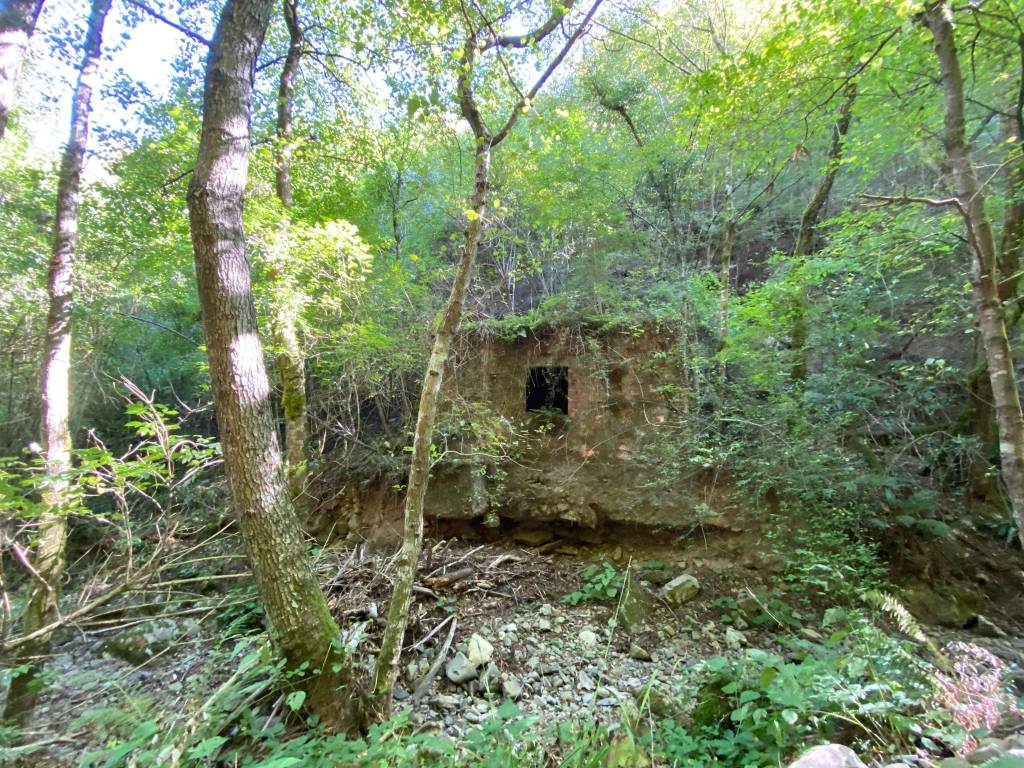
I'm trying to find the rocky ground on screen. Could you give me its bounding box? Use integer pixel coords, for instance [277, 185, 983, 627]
[7, 532, 1024, 766]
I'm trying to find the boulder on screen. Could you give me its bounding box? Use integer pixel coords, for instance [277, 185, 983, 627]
[659, 573, 700, 607]
[467, 633, 494, 667]
[102, 618, 197, 665]
[787, 745, 867, 768]
[899, 580, 983, 628]
[618, 570, 660, 632]
[578, 629, 599, 648]
[445, 652, 478, 684]
[500, 673, 523, 700]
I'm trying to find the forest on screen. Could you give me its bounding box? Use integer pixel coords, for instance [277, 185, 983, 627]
[0, 0, 1022, 765]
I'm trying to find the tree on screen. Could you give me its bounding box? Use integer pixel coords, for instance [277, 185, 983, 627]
[370, 0, 604, 716]
[790, 84, 856, 384]
[916, 3, 1024, 548]
[0, 0, 43, 140]
[269, 0, 310, 509]
[3, 0, 111, 726]
[186, 0, 360, 731]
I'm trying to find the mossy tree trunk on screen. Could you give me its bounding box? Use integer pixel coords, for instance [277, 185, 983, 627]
[3, 0, 110, 727]
[0, 0, 43, 141]
[186, 0, 359, 731]
[270, 0, 309, 510]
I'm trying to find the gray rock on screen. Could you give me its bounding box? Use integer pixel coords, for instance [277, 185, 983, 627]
[500, 673, 523, 700]
[938, 759, 971, 768]
[966, 744, 1002, 765]
[725, 627, 747, 649]
[659, 573, 700, 606]
[578, 629, 599, 648]
[628, 643, 652, 661]
[787, 744, 867, 768]
[537, 618, 553, 632]
[102, 618, 198, 665]
[467, 634, 494, 667]
[577, 670, 596, 691]
[445, 652, 478, 684]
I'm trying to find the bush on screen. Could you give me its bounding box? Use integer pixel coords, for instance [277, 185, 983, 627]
[649, 611, 953, 767]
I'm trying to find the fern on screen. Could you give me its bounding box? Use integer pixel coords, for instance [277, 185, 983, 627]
[864, 590, 950, 671]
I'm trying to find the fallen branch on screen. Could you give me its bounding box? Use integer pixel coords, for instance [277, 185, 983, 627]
[410, 616, 458, 704]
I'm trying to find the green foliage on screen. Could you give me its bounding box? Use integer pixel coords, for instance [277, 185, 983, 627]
[650, 612, 955, 767]
[562, 561, 623, 605]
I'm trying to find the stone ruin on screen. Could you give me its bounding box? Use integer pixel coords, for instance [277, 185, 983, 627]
[312, 324, 738, 543]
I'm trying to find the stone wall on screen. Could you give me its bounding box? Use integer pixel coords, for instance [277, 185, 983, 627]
[312, 325, 739, 543]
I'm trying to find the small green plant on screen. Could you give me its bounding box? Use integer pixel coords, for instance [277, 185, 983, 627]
[648, 611, 958, 767]
[562, 561, 623, 605]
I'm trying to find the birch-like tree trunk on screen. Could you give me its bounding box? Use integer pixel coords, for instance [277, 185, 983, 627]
[0, 0, 43, 141]
[371, 141, 491, 713]
[371, 0, 603, 716]
[923, 4, 1024, 548]
[2, 0, 110, 727]
[270, 0, 309, 509]
[186, 0, 359, 730]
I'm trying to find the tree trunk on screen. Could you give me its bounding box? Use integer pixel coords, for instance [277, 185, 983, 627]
[371, 141, 492, 713]
[2, 0, 109, 727]
[960, 116, 1023, 497]
[790, 85, 855, 384]
[999, 114, 1023, 305]
[369, 0, 602, 717]
[924, 4, 1024, 548]
[716, 217, 734, 382]
[0, 0, 43, 141]
[186, 0, 359, 731]
[271, 0, 309, 509]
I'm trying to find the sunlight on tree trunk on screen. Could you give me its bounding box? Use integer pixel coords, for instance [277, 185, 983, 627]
[371, 141, 492, 714]
[923, 3, 1024, 549]
[2, 0, 110, 727]
[186, 0, 360, 731]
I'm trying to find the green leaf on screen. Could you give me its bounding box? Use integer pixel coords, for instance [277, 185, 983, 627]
[188, 737, 227, 759]
[285, 690, 306, 711]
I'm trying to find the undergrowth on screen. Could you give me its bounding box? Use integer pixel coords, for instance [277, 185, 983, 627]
[1, 596, 1016, 768]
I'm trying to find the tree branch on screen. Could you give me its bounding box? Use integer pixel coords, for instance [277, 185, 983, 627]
[492, 0, 604, 147]
[124, 0, 209, 47]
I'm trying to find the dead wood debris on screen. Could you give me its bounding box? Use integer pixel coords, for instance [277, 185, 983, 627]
[315, 538, 573, 652]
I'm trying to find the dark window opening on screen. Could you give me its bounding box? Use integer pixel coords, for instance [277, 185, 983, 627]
[526, 366, 569, 414]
